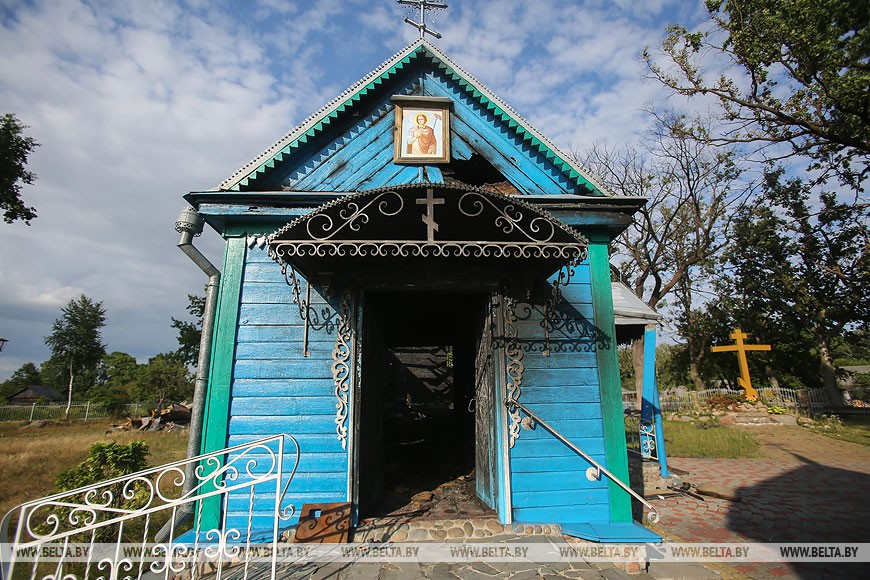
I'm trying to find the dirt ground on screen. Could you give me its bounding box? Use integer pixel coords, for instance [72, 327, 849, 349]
[653, 424, 870, 579]
[747, 423, 870, 463]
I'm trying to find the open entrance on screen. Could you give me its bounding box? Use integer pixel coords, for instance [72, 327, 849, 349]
[358, 290, 498, 519]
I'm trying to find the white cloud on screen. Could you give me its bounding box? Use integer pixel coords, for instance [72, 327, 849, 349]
[0, 0, 691, 380]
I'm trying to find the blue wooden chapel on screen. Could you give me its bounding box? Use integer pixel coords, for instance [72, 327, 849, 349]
[184, 38, 658, 543]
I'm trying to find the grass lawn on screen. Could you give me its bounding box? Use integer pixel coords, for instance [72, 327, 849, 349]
[809, 414, 870, 446]
[0, 420, 188, 515]
[661, 419, 761, 458]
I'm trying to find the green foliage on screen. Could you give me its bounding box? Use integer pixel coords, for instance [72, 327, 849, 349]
[0, 362, 41, 400]
[617, 346, 636, 390]
[765, 403, 787, 415]
[130, 353, 193, 408]
[0, 113, 39, 224]
[55, 441, 150, 491]
[674, 167, 869, 393]
[54, 441, 150, 542]
[171, 293, 205, 367]
[43, 295, 107, 406]
[646, 0, 870, 192]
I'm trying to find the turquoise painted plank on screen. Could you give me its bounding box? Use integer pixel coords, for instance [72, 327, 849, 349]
[521, 354, 600, 372]
[510, 453, 607, 474]
[264, 93, 398, 189]
[237, 302, 301, 323]
[235, 340, 338, 360]
[450, 131, 475, 161]
[229, 415, 346, 435]
[447, 114, 541, 194]
[233, 359, 334, 380]
[505, 402, 602, 421]
[227, 452, 347, 474]
[230, 396, 338, 416]
[520, 384, 601, 403]
[511, 436, 606, 458]
[228, 433, 343, 453]
[507, 418, 604, 440]
[425, 166, 444, 183]
[227, 493, 347, 516]
[333, 142, 399, 191]
[518, 367, 607, 388]
[240, 282, 332, 305]
[387, 165, 427, 186]
[292, 108, 396, 190]
[511, 471, 609, 492]
[512, 505, 610, 524]
[237, 326, 337, 344]
[512, 489, 609, 508]
[227, 493, 347, 515]
[230, 378, 335, 396]
[240, 263, 288, 284]
[424, 79, 571, 194]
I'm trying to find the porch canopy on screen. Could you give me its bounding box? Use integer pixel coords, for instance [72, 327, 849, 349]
[267, 183, 588, 282]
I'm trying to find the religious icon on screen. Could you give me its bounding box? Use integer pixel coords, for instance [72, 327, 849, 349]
[394, 100, 450, 164]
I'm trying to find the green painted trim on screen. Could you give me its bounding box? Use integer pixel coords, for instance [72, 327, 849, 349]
[587, 231, 632, 523]
[199, 235, 246, 529]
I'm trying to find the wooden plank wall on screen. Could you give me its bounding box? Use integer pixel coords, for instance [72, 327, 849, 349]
[276, 72, 581, 196]
[225, 244, 349, 530]
[509, 261, 613, 524]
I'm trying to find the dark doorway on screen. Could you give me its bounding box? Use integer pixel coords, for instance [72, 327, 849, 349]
[358, 291, 494, 518]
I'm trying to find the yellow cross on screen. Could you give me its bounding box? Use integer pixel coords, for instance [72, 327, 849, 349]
[710, 328, 772, 401]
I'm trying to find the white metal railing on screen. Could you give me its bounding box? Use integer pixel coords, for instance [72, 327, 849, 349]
[0, 404, 148, 423]
[1, 434, 300, 580]
[505, 398, 659, 524]
[623, 386, 830, 413]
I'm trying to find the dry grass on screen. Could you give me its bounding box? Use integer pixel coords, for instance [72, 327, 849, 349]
[0, 421, 188, 515]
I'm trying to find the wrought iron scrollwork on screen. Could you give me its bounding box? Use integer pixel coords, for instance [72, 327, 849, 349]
[458, 191, 558, 243]
[332, 290, 354, 450]
[306, 190, 404, 241]
[503, 294, 524, 448]
[541, 257, 580, 355]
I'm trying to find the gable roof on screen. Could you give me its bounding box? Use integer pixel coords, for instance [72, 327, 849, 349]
[219, 39, 610, 196]
[7, 385, 63, 402]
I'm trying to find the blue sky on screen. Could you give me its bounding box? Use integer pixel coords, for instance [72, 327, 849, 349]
[0, 0, 706, 380]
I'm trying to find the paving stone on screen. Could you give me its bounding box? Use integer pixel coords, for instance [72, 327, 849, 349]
[647, 561, 722, 579]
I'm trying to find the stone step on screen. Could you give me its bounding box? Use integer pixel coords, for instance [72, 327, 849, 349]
[351, 517, 561, 542]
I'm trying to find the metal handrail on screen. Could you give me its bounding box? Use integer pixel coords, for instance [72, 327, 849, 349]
[505, 398, 660, 523]
[1, 434, 301, 580]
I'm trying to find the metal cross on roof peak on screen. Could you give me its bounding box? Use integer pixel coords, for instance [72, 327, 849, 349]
[397, 0, 448, 40]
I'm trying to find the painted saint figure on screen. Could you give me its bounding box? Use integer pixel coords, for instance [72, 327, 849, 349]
[407, 112, 437, 155]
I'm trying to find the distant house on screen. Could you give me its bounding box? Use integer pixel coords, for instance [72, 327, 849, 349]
[6, 385, 63, 405]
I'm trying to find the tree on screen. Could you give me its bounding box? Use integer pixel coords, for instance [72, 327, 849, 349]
[0, 362, 41, 400]
[645, 0, 870, 193]
[0, 113, 39, 224]
[709, 168, 869, 401]
[92, 352, 140, 416]
[44, 295, 107, 418]
[171, 293, 205, 367]
[582, 112, 754, 392]
[131, 354, 193, 409]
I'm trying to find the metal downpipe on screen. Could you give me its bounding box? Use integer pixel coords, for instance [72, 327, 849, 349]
[156, 208, 221, 540]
